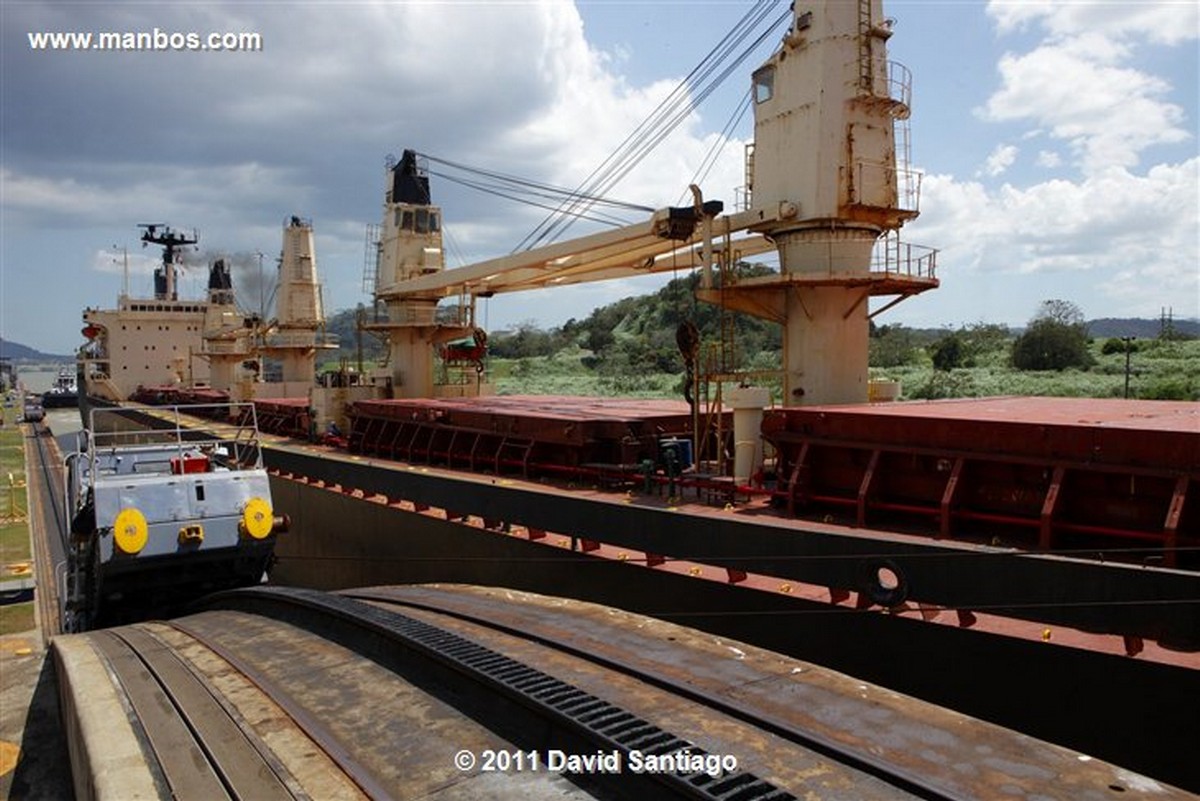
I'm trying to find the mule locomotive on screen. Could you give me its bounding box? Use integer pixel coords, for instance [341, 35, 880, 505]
[63, 404, 285, 631]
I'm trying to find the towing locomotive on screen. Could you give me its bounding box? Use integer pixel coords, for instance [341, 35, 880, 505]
[62, 404, 286, 631]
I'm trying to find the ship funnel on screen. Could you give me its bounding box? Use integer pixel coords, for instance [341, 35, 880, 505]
[390, 149, 431, 205]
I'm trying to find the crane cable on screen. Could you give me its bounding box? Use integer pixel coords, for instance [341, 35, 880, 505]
[518, 0, 780, 248]
[518, 1, 790, 252]
[678, 89, 753, 207]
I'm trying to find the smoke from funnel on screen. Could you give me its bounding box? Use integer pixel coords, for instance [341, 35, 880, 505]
[183, 249, 277, 318]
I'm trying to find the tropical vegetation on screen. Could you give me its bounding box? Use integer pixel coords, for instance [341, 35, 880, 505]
[321, 272, 1199, 402]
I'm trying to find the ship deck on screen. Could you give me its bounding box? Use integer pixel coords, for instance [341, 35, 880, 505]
[764, 396, 1198, 468]
[349, 395, 708, 468]
[761, 396, 1198, 564]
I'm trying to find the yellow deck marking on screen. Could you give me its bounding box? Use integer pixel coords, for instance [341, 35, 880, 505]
[0, 740, 19, 777]
[0, 638, 34, 656]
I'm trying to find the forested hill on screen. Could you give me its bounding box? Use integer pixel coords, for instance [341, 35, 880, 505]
[0, 338, 72, 361]
[326, 265, 785, 369]
[488, 265, 783, 370]
[1088, 318, 1200, 339]
[322, 276, 1196, 370]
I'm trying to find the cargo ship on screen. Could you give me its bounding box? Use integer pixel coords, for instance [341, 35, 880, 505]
[76, 0, 1199, 790]
[78, 223, 247, 415]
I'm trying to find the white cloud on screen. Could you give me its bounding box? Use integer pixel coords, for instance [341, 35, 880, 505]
[896, 1, 1198, 324]
[907, 159, 1199, 316]
[3, 0, 765, 350]
[1, 163, 309, 236]
[981, 35, 1189, 173]
[982, 144, 1018, 176]
[987, 1, 1199, 47]
[90, 248, 158, 277]
[1036, 150, 1062, 168]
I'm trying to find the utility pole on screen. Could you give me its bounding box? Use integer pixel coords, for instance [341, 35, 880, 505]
[1122, 336, 1136, 399]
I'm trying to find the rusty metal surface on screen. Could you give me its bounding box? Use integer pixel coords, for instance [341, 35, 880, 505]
[255, 397, 311, 411]
[145, 621, 369, 801]
[762, 397, 1199, 470]
[205, 586, 819, 800]
[763, 397, 1198, 558]
[351, 395, 702, 446]
[264, 441, 1200, 645]
[130, 386, 232, 406]
[253, 398, 313, 439]
[109, 626, 296, 801]
[170, 607, 605, 800]
[342, 592, 920, 800]
[349, 584, 1190, 801]
[348, 395, 717, 470]
[89, 630, 244, 800]
[355, 395, 699, 422]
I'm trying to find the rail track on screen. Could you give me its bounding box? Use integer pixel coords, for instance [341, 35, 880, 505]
[25, 420, 68, 641]
[53, 584, 1187, 800]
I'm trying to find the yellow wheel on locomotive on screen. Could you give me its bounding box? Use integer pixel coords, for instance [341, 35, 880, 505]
[112, 507, 148, 554]
[241, 497, 274, 539]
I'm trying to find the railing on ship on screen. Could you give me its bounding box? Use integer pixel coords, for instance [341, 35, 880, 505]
[882, 60, 911, 116]
[871, 232, 937, 281]
[261, 331, 341, 349]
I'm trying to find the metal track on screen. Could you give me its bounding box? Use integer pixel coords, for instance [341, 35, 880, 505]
[163, 618, 395, 801]
[344, 586, 961, 801]
[207, 585, 799, 801]
[90, 627, 299, 800]
[26, 422, 67, 639]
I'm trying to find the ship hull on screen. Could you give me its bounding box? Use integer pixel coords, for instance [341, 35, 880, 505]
[82, 400, 1200, 791]
[267, 470, 1200, 791]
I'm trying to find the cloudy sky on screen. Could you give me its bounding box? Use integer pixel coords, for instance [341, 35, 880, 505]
[2, 0, 1196, 355]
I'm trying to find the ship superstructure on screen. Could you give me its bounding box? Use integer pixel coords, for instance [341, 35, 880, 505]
[79, 218, 344, 418]
[80, 225, 219, 403]
[257, 216, 338, 398]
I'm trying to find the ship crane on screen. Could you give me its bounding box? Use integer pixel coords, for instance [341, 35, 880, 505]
[372, 0, 939, 405]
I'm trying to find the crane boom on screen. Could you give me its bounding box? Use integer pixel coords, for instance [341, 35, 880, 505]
[384, 206, 778, 299]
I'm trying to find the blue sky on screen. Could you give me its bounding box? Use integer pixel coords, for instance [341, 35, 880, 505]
[2, 1, 1197, 355]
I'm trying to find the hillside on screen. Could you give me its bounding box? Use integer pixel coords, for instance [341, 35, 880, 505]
[1087, 317, 1200, 339]
[0, 338, 72, 362]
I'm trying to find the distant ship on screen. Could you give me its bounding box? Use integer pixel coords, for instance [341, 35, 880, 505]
[78, 224, 253, 416]
[78, 218, 350, 433]
[40, 367, 78, 408]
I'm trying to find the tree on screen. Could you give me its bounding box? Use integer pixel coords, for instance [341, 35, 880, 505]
[869, 325, 920, 368]
[1011, 300, 1094, 371]
[1038, 299, 1087, 328]
[930, 333, 964, 371]
[931, 323, 1010, 370]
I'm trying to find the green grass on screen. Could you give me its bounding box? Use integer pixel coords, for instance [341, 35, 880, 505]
[0, 428, 26, 489]
[0, 602, 35, 636]
[350, 338, 1200, 402]
[0, 522, 31, 564]
[874, 339, 1200, 401]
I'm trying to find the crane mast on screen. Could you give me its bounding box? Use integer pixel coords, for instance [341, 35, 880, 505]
[371, 0, 937, 404]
